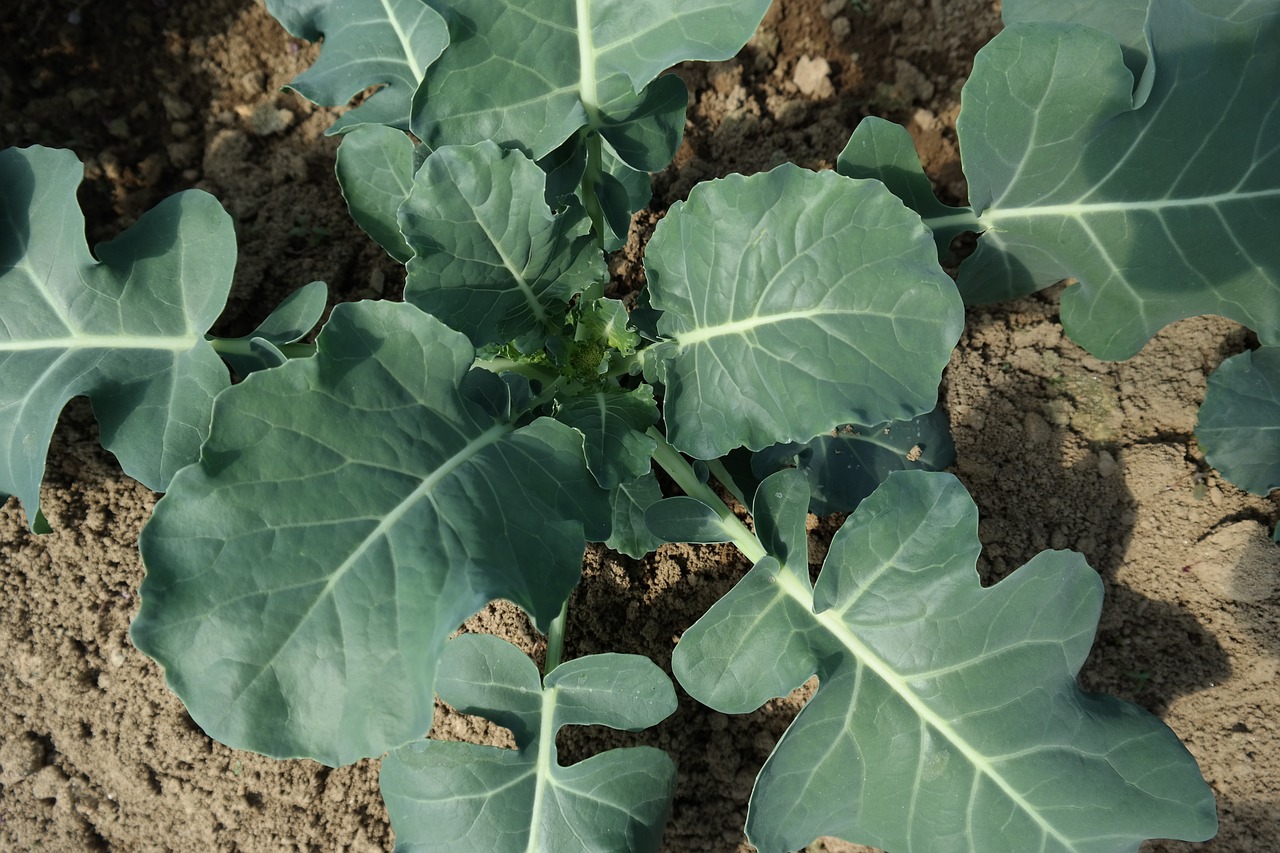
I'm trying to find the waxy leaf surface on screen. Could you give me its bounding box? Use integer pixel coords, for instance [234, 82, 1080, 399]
[217, 280, 327, 377]
[266, 0, 448, 133]
[751, 405, 955, 514]
[411, 0, 768, 167]
[645, 165, 962, 459]
[382, 633, 677, 852]
[132, 301, 608, 766]
[606, 472, 664, 559]
[401, 142, 605, 347]
[555, 386, 658, 489]
[336, 124, 416, 262]
[674, 469, 1217, 853]
[1197, 346, 1280, 495]
[854, 2, 1280, 359]
[0, 146, 233, 526]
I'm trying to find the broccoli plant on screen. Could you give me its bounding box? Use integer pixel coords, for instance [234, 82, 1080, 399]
[3, 0, 1254, 849]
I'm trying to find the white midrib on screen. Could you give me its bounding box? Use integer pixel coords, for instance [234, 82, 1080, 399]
[0, 333, 196, 353]
[525, 682, 561, 853]
[379, 0, 424, 82]
[575, 0, 601, 116]
[675, 307, 844, 348]
[772, 568, 1077, 852]
[218, 422, 513, 728]
[979, 186, 1280, 225]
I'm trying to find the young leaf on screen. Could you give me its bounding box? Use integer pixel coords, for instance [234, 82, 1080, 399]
[216, 280, 327, 377]
[645, 165, 963, 460]
[606, 472, 665, 559]
[1196, 346, 1280, 495]
[400, 142, 605, 347]
[266, 0, 449, 133]
[335, 125, 416, 262]
[381, 633, 677, 852]
[554, 386, 659, 490]
[673, 469, 1217, 852]
[751, 406, 956, 515]
[410, 0, 768, 168]
[0, 146, 234, 527]
[855, 2, 1280, 359]
[131, 301, 609, 766]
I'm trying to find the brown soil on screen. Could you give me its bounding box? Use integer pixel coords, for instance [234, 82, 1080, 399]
[2, 1, 1278, 851]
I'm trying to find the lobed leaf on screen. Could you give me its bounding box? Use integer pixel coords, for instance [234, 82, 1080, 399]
[216, 280, 327, 377]
[0, 146, 234, 527]
[554, 386, 658, 490]
[266, 0, 449, 133]
[852, 2, 1280, 360]
[400, 142, 605, 347]
[674, 468, 1217, 853]
[645, 165, 963, 460]
[131, 301, 609, 766]
[1196, 346, 1280, 495]
[381, 633, 677, 852]
[410, 0, 769, 168]
[606, 472, 665, 559]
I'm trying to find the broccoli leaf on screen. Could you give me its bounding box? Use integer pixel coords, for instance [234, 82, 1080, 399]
[1197, 346, 1280, 495]
[853, 2, 1280, 360]
[410, 0, 769, 168]
[217, 280, 327, 377]
[606, 472, 665, 559]
[751, 405, 956, 515]
[645, 165, 963, 460]
[131, 301, 609, 766]
[0, 146, 234, 527]
[554, 386, 658, 490]
[381, 633, 677, 852]
[400, 142, 605, 347]
[266, 0, 449, 133]
[336, 125, 417, 262]
[674, 468, 1217, 853]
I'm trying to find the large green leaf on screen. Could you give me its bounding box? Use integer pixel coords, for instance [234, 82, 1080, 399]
[381, 633, 677, 852]
[131, 301, 609, 766]
[849, 2, 1280, 360]
[410, 0, 769, 168]
[400, 142, 605, 347]
[1197, 346, 1280, 495]
[673, 469, 1217, 852]
[266, 0, 449, 133]
[0, 146, 234, 527]
[644, 165, 963, 460]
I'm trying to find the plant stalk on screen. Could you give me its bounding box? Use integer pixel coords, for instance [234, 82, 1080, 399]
[543, 600, 569, 675]
[207, 337, 316, 359]
[646, 428, 766, 563]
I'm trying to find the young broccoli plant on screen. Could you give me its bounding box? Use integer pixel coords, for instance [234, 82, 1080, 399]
[0, 0, 1231, 849]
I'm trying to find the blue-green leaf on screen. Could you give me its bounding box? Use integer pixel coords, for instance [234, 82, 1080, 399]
[217, 281, 326, 377]
[400, 142, 605, 347]
[674, 469, 1217, 852]
[752, 405, 955, 515]
[868, 2, 1280, 359]
[411, 0, 767, 167]
[335, 125, 417, 262]
[555, 386, 658, 489]
[606, 472, 665, 559]
[266, 0, 449, 133]
[1197, 346, 1280, 495]
[0, 146, 234, 527]
[645, 165, 963, 459]
[381, 634, 676, 852]
[131, 301, 608, 766]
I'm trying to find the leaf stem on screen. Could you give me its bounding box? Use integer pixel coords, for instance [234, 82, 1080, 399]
[207, 337, 316, 359]
[646, 428, 766, 563]
[544, 599, 569, 675]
